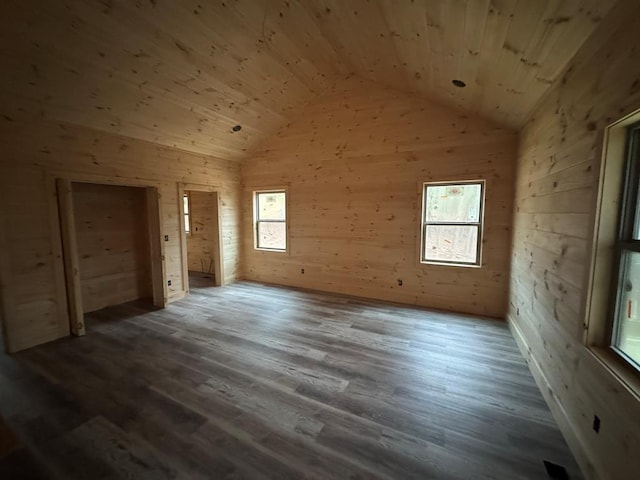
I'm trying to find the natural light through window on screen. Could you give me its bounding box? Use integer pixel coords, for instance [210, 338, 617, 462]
[183, 193, 191, 234]
[611, 120, 640, 369]
[254, 190, 286, 251]
[421, 181, 484, 266]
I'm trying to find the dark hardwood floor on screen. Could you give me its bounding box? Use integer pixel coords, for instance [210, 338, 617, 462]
[0, 276, 582, 479]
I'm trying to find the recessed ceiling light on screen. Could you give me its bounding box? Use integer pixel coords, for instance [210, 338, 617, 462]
[452, 79, 466, 88]
[232, 125, 242, 132]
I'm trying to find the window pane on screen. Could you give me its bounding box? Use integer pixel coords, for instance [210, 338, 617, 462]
[257, 221, 286, 250]
[613, 250, 640, 367]
[184, 214, 190, 233]
[425, 184, 481, 223]
[183, 195, 189, 214]
[257, 192, 286, 220]
[631, 128, 640, 239]
[424, 225, 478, 264]
[633, 186, 640, 241]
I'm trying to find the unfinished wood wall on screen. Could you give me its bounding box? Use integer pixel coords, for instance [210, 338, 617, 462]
[73, 183, 152, 313]
[508, 1, 640, 479]
[0, 0, 614, 155]
[242, 78, 517, 318]
[186, 191, 219, 277]
[0, 119, 240, 352]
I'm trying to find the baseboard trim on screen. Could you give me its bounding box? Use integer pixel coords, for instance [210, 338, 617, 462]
[506, 314, 599, 480]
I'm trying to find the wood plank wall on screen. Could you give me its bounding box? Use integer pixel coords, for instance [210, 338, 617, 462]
[73, 183, 152, 313]
[508, 1, 640, 479]
[0, 119, 240, 352]
[242, 78, 517, 318]
[186, 191, 219, 277]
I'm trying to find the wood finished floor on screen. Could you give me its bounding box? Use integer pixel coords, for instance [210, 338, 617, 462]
[0, 276, 583, 479]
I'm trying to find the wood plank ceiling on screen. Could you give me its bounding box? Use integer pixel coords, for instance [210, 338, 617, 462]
[0, 0, 617, 161]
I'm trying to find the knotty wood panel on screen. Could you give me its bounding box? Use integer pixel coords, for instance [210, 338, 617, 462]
[0, 0, 615, 162]
[73, 183, 152, 314]
[0, 119, 240, 352]
[186, 191, 219, 278]
[302, 0, 615, 129]
[242, 78, 517, 318]
[508, 1, 640, 479]
[0, 165, 70, 353]
[0, 0, 339, 160]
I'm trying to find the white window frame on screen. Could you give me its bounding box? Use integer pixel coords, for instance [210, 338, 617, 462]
[420, 180, 485, 267]
[609, 120, 640, 370]
[585, 108, 640, 395]
[253, 189, 288, 252]
[183, 192, 191, 235]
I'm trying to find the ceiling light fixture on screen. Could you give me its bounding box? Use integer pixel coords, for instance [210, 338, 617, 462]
[232, 125, 242, 132]
[452, 79, 466, 88]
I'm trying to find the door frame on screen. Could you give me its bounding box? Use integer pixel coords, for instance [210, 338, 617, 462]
[56, 175, 166, 336]
[179, 183, 225, 292]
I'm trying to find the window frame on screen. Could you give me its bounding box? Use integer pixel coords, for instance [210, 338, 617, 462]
[584, 108, 640, 396]
[253, 189, 288, 252]
[608, 120, 640, 371]
[420, 180, 485, 267]
[183, 192, 191, 236]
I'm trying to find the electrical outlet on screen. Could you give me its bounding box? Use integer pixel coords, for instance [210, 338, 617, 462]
[164, 235, 169, 241]
[593, 415, 600, 433]
[301, 268, 305, 274]
[167, 280, 172, 286]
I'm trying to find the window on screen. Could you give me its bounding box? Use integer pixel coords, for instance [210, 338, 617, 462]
[254, 190, 286, 251]
[420, 181, 484, 266]
[183, 193, 191, 234]
[610, 121, 640, 369]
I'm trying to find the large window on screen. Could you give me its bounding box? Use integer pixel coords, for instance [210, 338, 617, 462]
[610, 121, 640, 369]
[421, 181, 484, 266]
[254, 190, 287, 251]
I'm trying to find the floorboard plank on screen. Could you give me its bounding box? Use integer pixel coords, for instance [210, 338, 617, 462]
[0, 278, 583, 479]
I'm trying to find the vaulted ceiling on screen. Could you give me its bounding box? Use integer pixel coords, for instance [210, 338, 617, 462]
[0, 0, 618, 161]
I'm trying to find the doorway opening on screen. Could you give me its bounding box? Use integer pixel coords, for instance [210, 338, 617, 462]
[180, 186, 224, 294]
[57, 180, 164, 336]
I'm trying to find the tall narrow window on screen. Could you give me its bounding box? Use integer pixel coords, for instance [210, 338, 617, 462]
[183, 193, 191, 235]
[421, 181, 484, 266]
[254, 190, 286, 251]
[611, 121, 640, 369]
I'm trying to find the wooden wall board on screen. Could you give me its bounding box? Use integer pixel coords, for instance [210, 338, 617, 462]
[0, 119, 240, 352]
[242, 78, 517, 319]
[72, 182, 152, 314]
[508, 1, 640, 479]
[0, 165, 71, 352]
[0, 1, 618, 163]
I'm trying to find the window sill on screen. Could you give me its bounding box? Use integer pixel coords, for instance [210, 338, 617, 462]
[254, 248, 287, 253]
[587, 346, 640, 400]
[420, 260, 481, 268]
